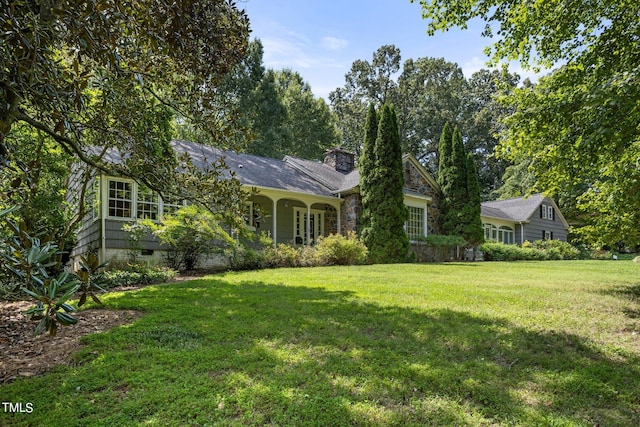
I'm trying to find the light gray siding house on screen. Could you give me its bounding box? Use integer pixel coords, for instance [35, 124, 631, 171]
[480, 194, 570, 245]
[70, 140, 441, 268]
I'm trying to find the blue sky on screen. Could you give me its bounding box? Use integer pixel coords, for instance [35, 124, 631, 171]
[241, 0, 540, 99]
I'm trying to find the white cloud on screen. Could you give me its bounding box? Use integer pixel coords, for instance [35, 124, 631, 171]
[461, 56, 487, 78]
[320, 36, 348, 51]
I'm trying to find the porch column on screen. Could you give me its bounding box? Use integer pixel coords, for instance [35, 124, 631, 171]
[306, 204, 311, 245]
[336, 204, 341, 236]
[272, 198, 278, 247]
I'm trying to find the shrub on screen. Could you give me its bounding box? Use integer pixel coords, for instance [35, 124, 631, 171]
[532, 239, 580, 260]
[480, 242, 547, 261]
[95, 265, 177, 289]
[141, 205, 235, 271]
[315, 232, 368, 266]
[264, 243, 303, 268]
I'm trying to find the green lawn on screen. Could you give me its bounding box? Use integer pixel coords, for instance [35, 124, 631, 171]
[2, 261, 639, 426]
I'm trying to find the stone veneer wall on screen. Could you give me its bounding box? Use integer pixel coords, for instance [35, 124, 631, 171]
[340, 193, 362, 235]
[325, 204, 338, 235]
[403, 161, 441, 235]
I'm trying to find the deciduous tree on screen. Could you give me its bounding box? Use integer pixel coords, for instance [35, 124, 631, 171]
[414, 0, 640, 246]
[1, 0, 250, 216]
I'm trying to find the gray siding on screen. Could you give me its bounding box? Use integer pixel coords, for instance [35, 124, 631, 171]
[523, 202, 568, 242]
[68, 165, 100, 258]
[104, 219, 161, 250]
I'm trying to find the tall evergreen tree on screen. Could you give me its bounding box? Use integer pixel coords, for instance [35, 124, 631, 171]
[437, 123, 453, 232]
[437, 124, 483, 245]
[462, 153, 484, 244]
[441, 126, 468, 235]
[359, 104, 379, 245]
[363, 104, 409, 263]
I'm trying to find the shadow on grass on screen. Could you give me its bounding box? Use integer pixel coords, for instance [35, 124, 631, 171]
[5, 278, 640, 426]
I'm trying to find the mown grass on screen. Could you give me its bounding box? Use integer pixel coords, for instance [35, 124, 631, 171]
[2, 261, 639, 426]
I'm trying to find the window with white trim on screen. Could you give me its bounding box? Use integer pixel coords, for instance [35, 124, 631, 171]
[108, 179, 132, 218]
[161, 196, 184, 217]
[137, 185, 159, 220]
[293, 208, 324, 245]
[90, 177, 100, 220]
[405, 206, 425, 241]
[541, 204, 554, 220]
[498, 226, 514, 244]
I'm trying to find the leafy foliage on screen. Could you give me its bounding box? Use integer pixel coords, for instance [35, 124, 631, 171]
[94, 265, 177, 289]
[1, 206, 83, 335]
[314, 232, 369, 266]
[330, 45, 519, 190]
[481, 240, 582, 261]
[141, 205, 236, 271]
[219, 40, 339, 160]
[1, 0, 250, 217]
[413, 0, 640, 247]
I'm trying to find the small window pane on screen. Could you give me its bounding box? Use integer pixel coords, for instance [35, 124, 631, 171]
[406, 206, 424, 240]
[108, 180, 132, 218]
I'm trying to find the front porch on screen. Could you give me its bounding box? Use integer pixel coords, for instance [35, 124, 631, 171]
[245, 187, 345, 246]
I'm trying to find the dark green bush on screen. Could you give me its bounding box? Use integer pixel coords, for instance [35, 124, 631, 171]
[480, 242, 547, 261]
[531, 239, 580, 260]
[96, 265, 177, 289]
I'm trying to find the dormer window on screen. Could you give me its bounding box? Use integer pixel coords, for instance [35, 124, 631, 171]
[541, 204, 554, 221]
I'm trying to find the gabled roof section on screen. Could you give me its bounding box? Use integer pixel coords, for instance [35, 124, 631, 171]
[170, 140, 335, 197]
[402, 154, 440, 192]
[283, 155, 360, 194]
[481, 194, 570, 228]
[481, 194, 546, 222]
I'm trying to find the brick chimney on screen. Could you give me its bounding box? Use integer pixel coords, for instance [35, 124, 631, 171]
[323, 147, 355, 173]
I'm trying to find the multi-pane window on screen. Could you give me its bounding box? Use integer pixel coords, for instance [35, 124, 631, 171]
[108, 180, 132, 218]
[406, 206, 425, 241]
[498, 226, 514, 244]
[107, 179, 183, 219]
[542, 204, 554, 220]
[137, 186, 159, 220]
[293, 208, 324, 245]
[161, 196, 184, 217]
[483, 223, 514, 244]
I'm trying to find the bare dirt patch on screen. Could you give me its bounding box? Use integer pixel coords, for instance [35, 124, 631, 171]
[0, 300, 142, 384]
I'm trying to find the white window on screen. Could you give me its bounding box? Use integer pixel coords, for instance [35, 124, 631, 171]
[544, 230, 552, 240]
[137, 185, 159, 220]
[542, 204, 554, 220]
[293, 208, 324, 245]
[90, 177, 100, 220]
[405, 206, 425, 241]
[161, 196, 184, 217]
[108, 179, 133, 218]
[498, 226, 514, 244]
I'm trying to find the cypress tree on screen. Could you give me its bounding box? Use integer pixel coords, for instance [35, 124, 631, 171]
[437, 122, 453, 232]
[366, 104, 409, 263]
[462, 153, 484, 244]
[359, 103, 378, 247]
[437, 122, 453, 189]
[441, 126, 467, 235]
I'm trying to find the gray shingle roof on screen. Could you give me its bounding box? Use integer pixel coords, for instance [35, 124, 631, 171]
[170, 140, 335, 197]
[283, 156, 360, 193]
[481, 194, 546, 222]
